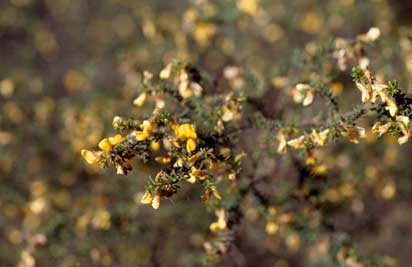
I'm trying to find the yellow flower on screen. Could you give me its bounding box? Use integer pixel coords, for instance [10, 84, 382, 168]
[140, 192, 153, 204]
[151, 195, 160, 209]
[287, 136, 305, 149]
[98, 138, 112, 152]
[136, 120, 153, 141]
[159, 64, 172, 79]
[370, 84, 387, 103]
[396, 115, 410, 145]
[155, 156, 171, 164]
[81, 149, 101, 164]
[265, 221, 279, 235]
[186, 174, 197, 184]
[293, 83, 314, 106]
[109, 134, 123, 145]
[355, 82, 372, 103]
[209, 209, 227, 232]
[211, 186, 222, 200]
[190, 167, 207, 182]
[112, 116, 122, 128]
[175, 123, 197, 140]
[341, 125, 366, 144]
[150, 140, 161, 151]
[98, 134, 123, 151]
[136, 131, 150, 141]
[193, 22, 216, 46]
[311, 129, 329, 146]
[276, 131, 288, 153]
[372, 121, 391, 137]
[186, 138, 197, 153]
[237, 0, 258, 16]
[385, 98, 398, 117]
[133, 92, 147, 107]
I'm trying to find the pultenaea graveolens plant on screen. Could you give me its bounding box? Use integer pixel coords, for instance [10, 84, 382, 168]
[81, 28, 409, 266]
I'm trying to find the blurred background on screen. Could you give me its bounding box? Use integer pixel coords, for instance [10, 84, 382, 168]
[1, 0, 412, 266]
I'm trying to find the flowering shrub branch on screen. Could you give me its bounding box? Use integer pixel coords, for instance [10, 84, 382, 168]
[81, 27, 408, 266]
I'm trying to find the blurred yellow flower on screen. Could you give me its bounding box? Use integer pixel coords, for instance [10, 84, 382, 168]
[133, 92, 147, 107]
[81, 149, 102, 164]
[209, 209, 227, 232]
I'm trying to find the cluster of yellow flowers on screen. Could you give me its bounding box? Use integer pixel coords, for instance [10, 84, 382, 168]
[355, 69, 410, 145]
[81, 62, 246, 212]
[160, 62, 203, 99]
[333, 27, 381, 71]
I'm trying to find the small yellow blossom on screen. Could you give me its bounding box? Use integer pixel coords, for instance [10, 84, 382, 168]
[133, 92, 147, 107]
[186, 174, 197, 184]
[112, 116, 121, 128]
[136, 120, 153, 141]
[175, 124, 197, 140]
[265, 221, 279, 235]
[109, 134, 123, 145]
[372, 121, 391, 137]
[151, 195, 160, 209]
[98, 134, 123, 151]
[98, 138, 112, 151]
[209, 209, 227, 232]
[385, 98, 398, 117]
[81, 149, 102, 164]
[293, 83, 314, 106]
[143, 71, 153, 83]
[396, 115, 410, 144]
[159, 64, 172, 79]
[355, 82, 372, 103]
[155, 156, 171, 164]
[287, 136, 306, 149]
[140, 192, 153, 204]
[150, 140, 161, 151]
[186, 138, 197, 153]
[276, 131, 288, 153]
[237, 0, 258, 16]
[311, 129, 330, 146]
[193, 22, 216, 46]
[341, 125, 366, 144]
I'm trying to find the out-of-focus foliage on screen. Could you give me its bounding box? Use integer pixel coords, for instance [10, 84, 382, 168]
[1, 0, 412, 266]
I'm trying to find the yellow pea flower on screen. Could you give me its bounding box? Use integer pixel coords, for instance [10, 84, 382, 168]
[140, 192, 153, 204]
[385, 98, 398, 117]
[311, 129, 330, 146]
[151, 195, 160, 209]
[265, 221, 279, 235]
[372, 121, 391, 137]
[159, 64, 172, 79]
[155, 156, 171, 164]
[98, 134, 123, 151]
[175, 124, 197, 140]
[276, 131, 288, 154]
[186, 174, 197, 184]
[341, 125, 366, 144]
[186, 138, 197, 153]
[150, 140, 161, 151]
[98, 138, 112, 152]
[108, 134, 123, 146]
[135, 131, 148, 141]
[133, 92, 147, 107]
[135, 120, 153, 141]
[287, 136, 305, 149]
[81, 149, 101, 164]
[209, 209, 227, 232]
[396, 115, 410, 145]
